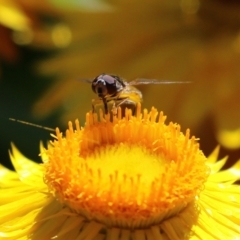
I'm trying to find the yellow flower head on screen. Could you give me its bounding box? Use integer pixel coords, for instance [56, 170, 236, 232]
[0, 104, 240, 240]
[45, 104, 208, 231]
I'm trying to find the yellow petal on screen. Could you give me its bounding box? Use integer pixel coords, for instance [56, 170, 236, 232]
[206, 145, 220, 164]
[207, 156, 228, 174]
[208, 159, 240, 182]
[9, 143, 45, 188]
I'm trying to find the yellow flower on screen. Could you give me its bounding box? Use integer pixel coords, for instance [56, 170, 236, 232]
[1, 104, 240, 240]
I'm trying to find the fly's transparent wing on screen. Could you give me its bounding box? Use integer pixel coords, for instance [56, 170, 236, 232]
[127, 78, 191, 85]
[78, 78, 92, 84]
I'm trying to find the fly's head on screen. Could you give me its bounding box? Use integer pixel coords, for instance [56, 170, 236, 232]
[91, 74, 125, 99]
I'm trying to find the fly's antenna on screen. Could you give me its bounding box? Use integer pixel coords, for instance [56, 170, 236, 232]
[9, 118, 55, 132]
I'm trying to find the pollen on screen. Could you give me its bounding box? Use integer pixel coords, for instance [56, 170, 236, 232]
[44, 104, 209, 229]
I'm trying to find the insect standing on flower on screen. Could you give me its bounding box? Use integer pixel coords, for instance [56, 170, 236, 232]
[87, 74, 190, 115]
[90, 74, 142, 115]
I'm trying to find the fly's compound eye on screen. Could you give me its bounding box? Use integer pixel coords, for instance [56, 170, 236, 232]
[92, 74, 118, 97]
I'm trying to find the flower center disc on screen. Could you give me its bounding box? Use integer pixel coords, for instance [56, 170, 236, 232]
[44, 106, 208, 229]
[87, 144, 165, 188]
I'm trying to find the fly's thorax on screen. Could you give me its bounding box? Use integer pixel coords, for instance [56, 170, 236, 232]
[120, 84, 143, 102]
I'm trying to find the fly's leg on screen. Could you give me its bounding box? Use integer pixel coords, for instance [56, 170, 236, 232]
[92, 98, 107, 114]
[111, 101, 118, 116]
[103, 98, 109, 115]
[111, 97, 129, 116]
[115, 98, 129, 108]
[113, 98, 139, 116]
[91, 99, 95, 113]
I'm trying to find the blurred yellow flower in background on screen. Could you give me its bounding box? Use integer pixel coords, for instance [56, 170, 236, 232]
[0, 105, 240, 239]
[0, 0, 61, 65]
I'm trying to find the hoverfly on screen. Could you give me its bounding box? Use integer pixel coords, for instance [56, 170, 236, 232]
[86, 74, 190, 115]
